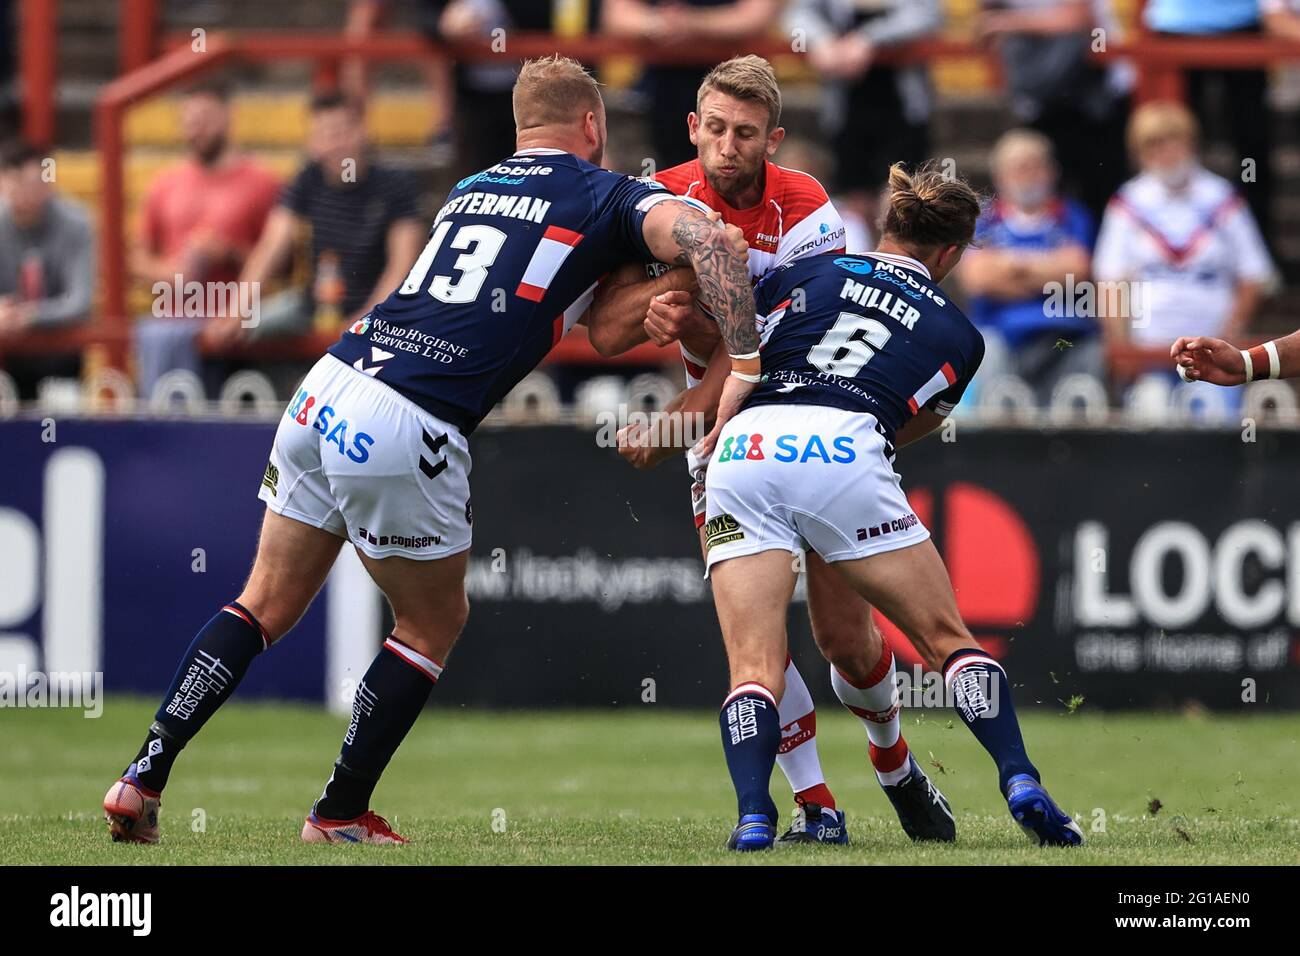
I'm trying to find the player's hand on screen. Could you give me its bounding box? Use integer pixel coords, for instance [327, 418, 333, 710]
[692, 372, 755, 460]
[616, 422, 656, 470]
[722, 223, 748, 258]
[1170, 335, 1247, 387]
[644, 291, 719, 353]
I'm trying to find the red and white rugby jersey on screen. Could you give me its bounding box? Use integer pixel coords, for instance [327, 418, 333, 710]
[1092, 166, 1273, 347]
[654, 159, 847, 386]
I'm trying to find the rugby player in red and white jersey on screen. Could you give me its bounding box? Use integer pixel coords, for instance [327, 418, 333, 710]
[589, 56, 954, 845]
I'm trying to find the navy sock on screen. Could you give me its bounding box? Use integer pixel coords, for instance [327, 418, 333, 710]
[943, 649, 1039, 795]
[315, 636, 441, 820]
[130, 602, 269, 793]
[719, 685, 780, 824]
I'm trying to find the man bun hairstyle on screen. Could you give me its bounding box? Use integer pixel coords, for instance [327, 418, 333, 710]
[881, 161, 982, 251]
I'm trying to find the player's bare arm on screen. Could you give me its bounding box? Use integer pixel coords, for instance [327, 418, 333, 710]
[639, 203, 756, 354]
[641, 201, 760, 455]
[643, 290, 724, 357]
[583, 261, 697, 356]
[894, 408, 948, 449]
[1171, 330, 1300, 386]
[617, 340, 729, 469]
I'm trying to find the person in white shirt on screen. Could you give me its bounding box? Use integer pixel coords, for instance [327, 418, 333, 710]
[1092, 101, 1273, 354]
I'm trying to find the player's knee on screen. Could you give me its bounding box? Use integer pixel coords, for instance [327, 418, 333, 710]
[729, 659, 786, 703]
[394, 588, 469, 662]
[812, 620, 878, 680]
[232, 591, 297, 645]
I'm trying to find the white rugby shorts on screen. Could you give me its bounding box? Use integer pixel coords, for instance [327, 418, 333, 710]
[258, 354, 472, 560]
[702, 404, 928, 574]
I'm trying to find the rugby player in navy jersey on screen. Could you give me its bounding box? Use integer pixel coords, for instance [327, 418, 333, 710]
[697, 163, 1084, 851]
[101, 56, 760, 845]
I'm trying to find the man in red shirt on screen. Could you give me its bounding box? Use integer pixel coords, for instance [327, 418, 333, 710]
[591, 56, 955, 845]
[131, 81, 281, 396]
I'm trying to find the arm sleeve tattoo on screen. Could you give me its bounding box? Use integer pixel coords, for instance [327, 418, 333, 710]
[669, 206, 759, 358]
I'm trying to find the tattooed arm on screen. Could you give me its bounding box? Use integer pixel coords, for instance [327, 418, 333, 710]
[640, 200, 760, 455]
[640, 200, 758, 361]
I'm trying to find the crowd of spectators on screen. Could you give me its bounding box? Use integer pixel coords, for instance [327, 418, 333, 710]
[0, 0, 1292, 416]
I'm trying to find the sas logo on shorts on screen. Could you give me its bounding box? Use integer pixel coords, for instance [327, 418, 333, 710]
[704, 513, 745, 551]
[718, 433, 856, 464]
[286, 389, 376, 464]
[261, 462, 279, 497]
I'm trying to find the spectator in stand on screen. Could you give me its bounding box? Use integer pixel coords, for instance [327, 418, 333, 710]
[959, 129, 1099, 404]
[976, 0, 1131, 221]
[208, 91, 423, 351]
[603, 1, 786, 170]
[1093, 102, 1273, 359]
[1262, 0, 1300, 38]
[421, 0, 591, 180]
[0, 139, 95, 397]
[784, 0, 941, 233]
[1142, 0, 1272, 244]
[131, 81, 281, 398]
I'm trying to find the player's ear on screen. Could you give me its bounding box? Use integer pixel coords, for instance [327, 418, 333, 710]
[766, 126, 785, 157]
[687, 112, 700, 146]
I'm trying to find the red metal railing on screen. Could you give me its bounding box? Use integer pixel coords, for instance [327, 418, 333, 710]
[10, 14, 1300, 376]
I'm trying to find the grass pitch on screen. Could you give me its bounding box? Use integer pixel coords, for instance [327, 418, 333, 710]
[1, 697, 1297, 865]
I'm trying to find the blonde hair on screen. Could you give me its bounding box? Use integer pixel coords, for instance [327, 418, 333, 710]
[697, 55, 782, 131]
[1127, 101, 1199, 159]
[989, 128, 1054, 175]
[513, 55, 604, 131]
[882, 161, 982, 251]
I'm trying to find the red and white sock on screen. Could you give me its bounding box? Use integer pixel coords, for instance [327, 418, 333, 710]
[831, 640, 910, 786]
[775, 656, 836, 810]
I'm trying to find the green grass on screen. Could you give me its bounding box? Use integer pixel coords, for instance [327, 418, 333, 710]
[1, 697, 1297, 865]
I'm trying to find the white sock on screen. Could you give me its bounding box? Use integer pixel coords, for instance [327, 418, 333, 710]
[831, 642, 910, 786]
[774, 657, 831, 801]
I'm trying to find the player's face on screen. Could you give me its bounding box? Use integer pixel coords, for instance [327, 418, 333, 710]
[688, 92, 783, 201]
[180, 94, 229, 166]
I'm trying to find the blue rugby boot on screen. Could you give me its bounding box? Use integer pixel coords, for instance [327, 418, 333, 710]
[1006, 774, 1084, 847]
[777, 803, 849, 845]
[727, 813, 776, 851]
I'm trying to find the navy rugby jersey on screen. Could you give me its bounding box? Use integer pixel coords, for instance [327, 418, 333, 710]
[329, 147, 681, 432]
[747, 251, 985, 442]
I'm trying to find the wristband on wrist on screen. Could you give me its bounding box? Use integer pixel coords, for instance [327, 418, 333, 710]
[1243, 342, 1281, 382]
[729, 353, 761, 379]
[730, 370, 762, 384]
[1265, 340, 1281, 379]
